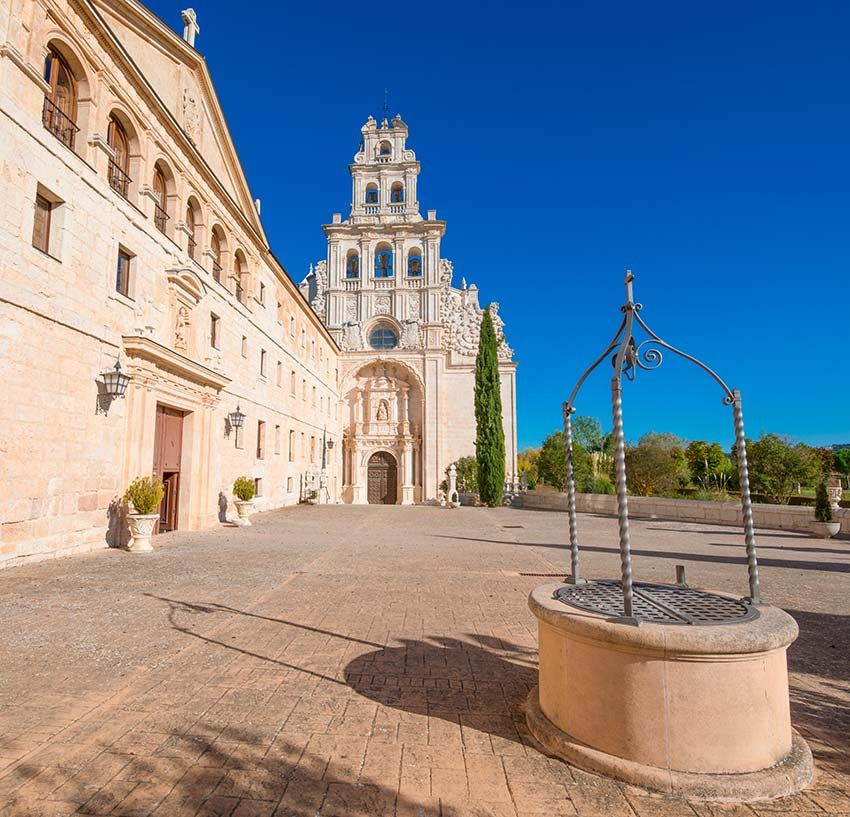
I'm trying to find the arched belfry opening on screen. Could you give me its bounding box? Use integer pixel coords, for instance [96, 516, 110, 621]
[341, 361, 422, 505]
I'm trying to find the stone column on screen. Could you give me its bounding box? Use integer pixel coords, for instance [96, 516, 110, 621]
[402, 442, 414, 505]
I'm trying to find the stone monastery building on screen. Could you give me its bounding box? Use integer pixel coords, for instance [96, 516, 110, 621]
[0, 0, 517, 568]
[301, 116, 517, 505]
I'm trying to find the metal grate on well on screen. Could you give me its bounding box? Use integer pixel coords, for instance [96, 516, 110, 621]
[553, 580, 759, 625]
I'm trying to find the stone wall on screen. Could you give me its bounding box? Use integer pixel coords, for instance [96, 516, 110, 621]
[519, 491, 850, 536]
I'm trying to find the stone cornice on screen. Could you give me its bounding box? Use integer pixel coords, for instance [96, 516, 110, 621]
[122, 335, 230, 390]
[1, 41, 51, 93]
[323, 221, 446, 239]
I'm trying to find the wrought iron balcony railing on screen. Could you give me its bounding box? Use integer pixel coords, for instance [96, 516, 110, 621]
[154, 202, 169, 234]
[42, 97, 79, 150]
[108, 160, 131, 199]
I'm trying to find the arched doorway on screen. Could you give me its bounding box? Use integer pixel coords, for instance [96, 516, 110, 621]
[367, 452, 397, 504]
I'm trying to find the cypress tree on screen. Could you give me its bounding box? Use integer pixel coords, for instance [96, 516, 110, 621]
[475, 308, 505, 506]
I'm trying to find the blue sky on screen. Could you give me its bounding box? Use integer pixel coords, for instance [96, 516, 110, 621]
[150, 0, 850, 450]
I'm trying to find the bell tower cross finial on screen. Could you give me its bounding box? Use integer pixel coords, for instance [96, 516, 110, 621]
[383, 88, 389, 119]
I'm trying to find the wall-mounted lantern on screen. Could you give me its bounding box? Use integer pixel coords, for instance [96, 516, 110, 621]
[96, 356, 130, 415]
[228, 403, 245, 430]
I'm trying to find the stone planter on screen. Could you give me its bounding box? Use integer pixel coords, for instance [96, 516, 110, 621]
[811, 520, 840, 539]
[525, 582, 812, 801]
[234, 500, 253, 526]
[126, 513, 158, 552]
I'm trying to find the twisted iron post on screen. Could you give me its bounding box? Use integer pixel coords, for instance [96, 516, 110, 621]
[732, 389, 760, 603]
[611, 375, 634, 617]
[562, 403, 583, 584]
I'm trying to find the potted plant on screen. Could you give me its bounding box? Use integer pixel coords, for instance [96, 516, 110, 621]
[124, 476, 164, 552]
[232, 476, 255, 526]
[812, 482, 840, 539]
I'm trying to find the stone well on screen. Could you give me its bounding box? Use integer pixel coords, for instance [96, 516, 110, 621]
[525, 582, 813, 802]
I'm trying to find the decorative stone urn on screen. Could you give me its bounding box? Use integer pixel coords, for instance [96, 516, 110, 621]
[234, 500, 253, 526]
[811, 520, 840, 539]
[126, 514, 158, 552]
[827, 481, 843, 512]
[525, 583, 813, 801]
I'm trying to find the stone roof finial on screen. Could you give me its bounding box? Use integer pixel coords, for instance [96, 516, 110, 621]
[181, 8, 200, 46]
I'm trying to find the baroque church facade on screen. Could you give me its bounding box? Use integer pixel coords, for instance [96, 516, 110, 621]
[301, 115, 517, 505]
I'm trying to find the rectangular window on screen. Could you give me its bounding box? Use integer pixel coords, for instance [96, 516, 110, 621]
[235, 424, 244, 450]
[276, 361, 283, 387]
[258, 281, 266, 305]
[287, 476, 293, 493]
[300, 432, 305, 458]
[210, 313, 220, 349]
[312, 386, 316, 407]
[241, 336, 248, 357]
[289, 316, 295, 336]
[302, 380, 307, 401]
[275, 424, 281, 455]
[116, 248, 132, 297]
[310, 435, 315, 463]
[32, 194, 53, 254]
[254, 477, 263, 497]
[257, 420, 266, 459]
[260, 349, 268, 378]
[288, 429, 294, 461]
[290, 370, 296, 396]
[277, 301, 284, 324]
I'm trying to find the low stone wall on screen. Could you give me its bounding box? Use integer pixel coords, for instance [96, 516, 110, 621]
[519, 490, 850, 536]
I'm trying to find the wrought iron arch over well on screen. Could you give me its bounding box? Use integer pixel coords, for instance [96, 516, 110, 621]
[560, 272, 761, 622]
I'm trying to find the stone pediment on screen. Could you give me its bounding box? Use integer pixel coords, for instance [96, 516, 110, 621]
[122, 335, 230, 391]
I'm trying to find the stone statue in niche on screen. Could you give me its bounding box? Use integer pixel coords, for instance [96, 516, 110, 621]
[174, 306, 190, 352]
[376, 400, 389, 421]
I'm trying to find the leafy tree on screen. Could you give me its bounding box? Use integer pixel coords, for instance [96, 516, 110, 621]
[742, 434, 819, 504]
[835, 448, 850, 476]
[447, 456, 478, 493]
[625, 433, 688, 497]
[475, 309, 505, 506]
[685, 440, 734, 491]
[573, 416, 604, 453]
[517, 448, 539, 488]
[537, 431, 593, 492]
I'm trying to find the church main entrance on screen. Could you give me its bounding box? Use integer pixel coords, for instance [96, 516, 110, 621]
[367, 452, 397, 505]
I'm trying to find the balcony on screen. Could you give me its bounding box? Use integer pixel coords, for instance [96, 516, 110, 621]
[42, 97, 79, 151]
[108, 160, 131, 199]
[372, 278, 394, 290]
[389, 204, 404, 214]
[404, 277, 424, 288]
[211, 260, 222, 284]
[154, 202, 169, 234]
[364, 205, 379, 215]
[343, 279, 359, 291]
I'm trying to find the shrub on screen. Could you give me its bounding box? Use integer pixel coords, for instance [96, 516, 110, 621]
[589, 477, 615, 495]
[814, 482, 832, 523]
[124, 476, 165, 515]
[233, 476, 255, 502]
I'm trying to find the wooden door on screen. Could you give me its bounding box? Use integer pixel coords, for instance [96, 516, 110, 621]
[367, 452, 397, 505]
[153, 406, 184, 532]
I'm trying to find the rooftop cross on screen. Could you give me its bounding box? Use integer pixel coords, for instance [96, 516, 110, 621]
[181, 8, 200, 47]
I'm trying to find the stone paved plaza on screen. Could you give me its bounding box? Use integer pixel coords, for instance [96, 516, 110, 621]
[0, 505, 848, 817]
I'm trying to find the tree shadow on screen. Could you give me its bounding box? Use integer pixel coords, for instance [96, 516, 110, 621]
[0, 721, 425, 816]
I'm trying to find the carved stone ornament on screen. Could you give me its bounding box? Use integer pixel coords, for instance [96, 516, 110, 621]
[341, 322, 364, 351]
[439, 267, 513, 360]
[310, 260, 328, 321]
[182, 86, 202, 142]
[407, 297, 420, 319]
[345, 297, 358, 321]
[375, 295, 391, 315]
[174, 306, 190, 352]
[400, 319, 422, 350]
[440, 258, 454, 286]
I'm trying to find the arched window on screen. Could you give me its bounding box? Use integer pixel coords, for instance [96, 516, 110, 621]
[346, 251, 360, 279]
[365, 183, 379, 204]
[152, 166, 168, 233]
[43, 49, 77, 148]
[374, 246, 393, 278]
[378, 140, 392, 157]
[234, 251, 247, 303]
[107, 115, 130, 198]
[407, 250, 423, 277]
[369, 325, 398, 350]
[210, 227, 224, 283]
[185, 205, 196, 259]
[390, 182, 404, 203]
